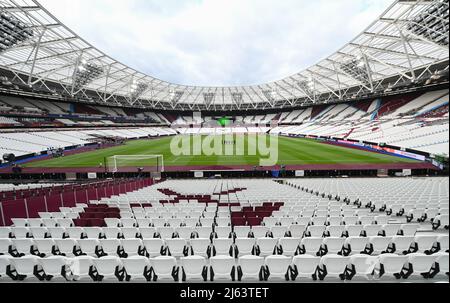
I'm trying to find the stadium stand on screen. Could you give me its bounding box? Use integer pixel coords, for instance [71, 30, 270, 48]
[0, 0, 448, 286]
[0, 178, 447, 282]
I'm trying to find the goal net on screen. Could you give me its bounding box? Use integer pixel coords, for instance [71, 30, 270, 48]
[105, 155, 164, 173]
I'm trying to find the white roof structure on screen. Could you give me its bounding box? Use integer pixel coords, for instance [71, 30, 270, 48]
[0, 0, 449, 111]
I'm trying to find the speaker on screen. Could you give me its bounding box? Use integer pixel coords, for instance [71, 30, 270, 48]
[2, 153, 15, 162]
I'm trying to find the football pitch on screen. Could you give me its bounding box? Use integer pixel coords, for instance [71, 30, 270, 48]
[24, 135, 418, 170]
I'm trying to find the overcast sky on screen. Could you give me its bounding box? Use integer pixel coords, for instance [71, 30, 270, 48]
[39, 0, 393, 86]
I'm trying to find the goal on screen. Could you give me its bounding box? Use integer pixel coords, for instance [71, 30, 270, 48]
[105, 155, 164, 173]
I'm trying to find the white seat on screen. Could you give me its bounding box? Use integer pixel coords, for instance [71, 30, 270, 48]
[359, 216, 375, 225]
[311, 216, 327, 226]
[216, 217, 231, 227]
[251, 226, 270, 238]
[29, 227, 48, 239]
[209, 255, 236, 281]
[0, 227, 11, 239]
[56, 219, 73, 228]
[256, 238, 279, 256]
[99, 239, 121, 256]
[295, 217, 311, 226]
[318, 254, 350, 280]
[401, 224, 420, 236]
[10, 255, 41, 280]
[189, 238, 211, 257]
[271, 226, 289, 238]
[234, 226, 251, 238]
[212, 238, 233, 257]
[375, 216, 389, 225]
[436, 235, 449, 253]
[83, 227, 103, 239]
[168, 218, 183, 228]
[184, 218, 199, 228]
[388, 236, 415, 255]
[326, 225, 345, 238]
[291, 255, 320, 281]
[0, 239, 12, 255]
[363, 225, 383, 237]
[327, 217, 342, 226]
[194, 227, 212, 239]
[42, 218, 58, 227]
[105, 218, 121, 227]
[70, 256, 95, 281]
[413, 235, 438, 253]
[165, 239, 188, 257]
[139, 227, 158, 239]
[234, 238, 256, 257]
[180, 255, 208, 281]
[343, 216, 359, 225]
[343, 237, 370, 256]
[215, 226, 232, 238]
[142, 238, 165, 257]
[39, 256, 71, 281]
[122, 227, 140, 239]
[27, 219, 43, 228]
[55, 239, 77, 257]
[403, 253, 438, 279]
[289, 224, 307, 238]
[122, 256, 151, 281]
[0, 255, 13, 280]
[0, 227, 12, 239]
[278, 238, 301, 256]
[382, 224, 401, 237]
[177, 227, 194, 239]
[265, 255, 292, 281]
[237, 255, 265, 281]
[78, 239, 100, 257]
[199, 218, 214, 227]
[150, 256, 179, 281]
[368, 236, 392, 255]
[65, 227, 84, 239]
[378, 254, 408, 279]
[11, 227, 30, 239]
[299, 237, 323, 256]
[121, 239, 144, 257]
[101, 227, 121, 239]
[39, 213, 53, 220]
[263, 217, 279, 227]
[322, 237, 345, 255]
[93, 256, 124, 281]
[345, 225, 364, 237]
[433, 215, 449, 230]
[435, 252, 449, 276]
[12, 239, 36, 256]
[136, 218, 152, 228]
[34, 239, 56, 257]
[279, 217, 295, 226]
[158, 227, 176, 239]
[46, 227, 65, 239]
[121, 219, 137, 228]
[12, 219, 28, 227]
[347, 254, 379, 280]
[306, 226, 326, 237]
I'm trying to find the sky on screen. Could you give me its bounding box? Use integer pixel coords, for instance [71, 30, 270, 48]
[39, 0, 393, 87]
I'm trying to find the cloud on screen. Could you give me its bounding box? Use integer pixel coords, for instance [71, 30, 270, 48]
[38, 0, 393, 86]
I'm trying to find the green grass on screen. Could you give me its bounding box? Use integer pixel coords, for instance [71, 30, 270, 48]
[25, 135, 418, 168]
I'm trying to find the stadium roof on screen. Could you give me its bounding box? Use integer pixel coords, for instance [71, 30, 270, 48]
[0, 0, 449, 111]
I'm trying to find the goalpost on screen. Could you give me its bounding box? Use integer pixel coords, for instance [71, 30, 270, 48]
[105, 155, 164, 173]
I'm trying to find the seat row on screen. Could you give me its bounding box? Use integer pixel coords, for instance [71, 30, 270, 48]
[0, 223, 426, 241]
[1, 235, 447, 260]
[1, 253, 448, 282]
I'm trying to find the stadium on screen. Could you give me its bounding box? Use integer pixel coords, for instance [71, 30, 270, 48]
[0, 0, 448, 287]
